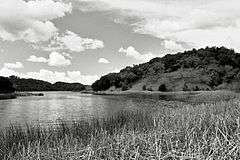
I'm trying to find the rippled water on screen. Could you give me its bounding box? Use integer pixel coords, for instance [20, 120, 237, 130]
[0, 92, 159, 128]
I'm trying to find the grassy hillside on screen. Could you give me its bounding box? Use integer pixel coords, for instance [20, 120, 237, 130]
[92, 47, 240, 92]
[8, 76, 86, 91]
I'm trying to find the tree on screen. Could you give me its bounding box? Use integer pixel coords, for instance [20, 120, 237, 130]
[158, 84, 167, 92]
[142, 85, 146, 91]
[121, 84, 129, 91]
[194, 86, 200, 91]
[0, 77, 15, 93]
[183, 83, 189, 91]
[147, 86, 153, 91]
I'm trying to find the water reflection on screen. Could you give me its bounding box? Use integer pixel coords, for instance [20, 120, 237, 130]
[0, 92, 158, 128]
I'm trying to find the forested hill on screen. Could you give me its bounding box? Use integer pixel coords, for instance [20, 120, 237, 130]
[92, 47, 240, 92]
[0, 76, 15, 93]
[8, 76, 86, 91]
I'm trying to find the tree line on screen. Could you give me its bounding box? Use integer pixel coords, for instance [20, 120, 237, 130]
[8, 76, 86, 91]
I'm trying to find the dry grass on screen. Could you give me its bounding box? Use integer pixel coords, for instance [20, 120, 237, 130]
[1, 92, 240, 159]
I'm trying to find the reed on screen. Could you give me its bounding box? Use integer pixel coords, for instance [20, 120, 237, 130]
[1, 98, 240, 159]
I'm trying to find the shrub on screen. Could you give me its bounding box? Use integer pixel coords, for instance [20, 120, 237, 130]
[194, 86, 200, 91]
[121, 84, 129, 91]
[147, 86, 153, 91]
[183, 83, 189, 91]
[158, 84, 167, 92]
[142, 85, 146, 91]
[0, 76, 15, 93]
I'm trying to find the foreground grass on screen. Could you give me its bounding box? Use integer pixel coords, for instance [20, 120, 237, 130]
[1, 95, 240, 159]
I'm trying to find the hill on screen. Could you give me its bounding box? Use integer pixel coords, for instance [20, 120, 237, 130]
[8, 76, 86, 91]
[92, 47, 240, 92]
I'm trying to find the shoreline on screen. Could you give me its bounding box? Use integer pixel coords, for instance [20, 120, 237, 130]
[0, 93, 17, 100]
[0, 92, 44, 100]
[15, 92, 44, 97]
[91, 90, 239, 103]
[91, 89, 238, 96]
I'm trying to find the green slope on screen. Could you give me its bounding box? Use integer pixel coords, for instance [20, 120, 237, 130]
[92, 46, 240, 92]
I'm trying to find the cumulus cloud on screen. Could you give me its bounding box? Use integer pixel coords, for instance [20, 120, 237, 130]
[27, 52, 71, 67]
[27, 55, 48, 63]
[26, 69, 98, 84]
[0, 68, 99, 85]
[43, 30, 104, 52]
[76, 0, 240, 52]
[48, 52, 71, 67]
[98, 58, 110, 64]
[119, 46, 155, 62]
[110, 68, 121, 73]
[4, 62, 23, 69]
[66, 71, 99, 85]
[0, 0, 72, 43]
[0, 67, 25, 78]
[163, 40, 185, 52]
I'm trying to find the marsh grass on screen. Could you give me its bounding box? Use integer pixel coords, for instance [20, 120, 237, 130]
[1, 97, 240, 159]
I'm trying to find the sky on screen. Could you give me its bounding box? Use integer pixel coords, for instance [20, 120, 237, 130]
[0, 0, 240, 85]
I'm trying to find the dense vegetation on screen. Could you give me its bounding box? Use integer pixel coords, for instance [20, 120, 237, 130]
[9, 76, 86, 91]
[51, 82, 85, 91]
[1, 91, 240, 159]
[0, 76, 15, 93]
[92, 46, 240, 91]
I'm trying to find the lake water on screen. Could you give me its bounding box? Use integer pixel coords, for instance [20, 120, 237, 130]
[0, 92, 160, 128]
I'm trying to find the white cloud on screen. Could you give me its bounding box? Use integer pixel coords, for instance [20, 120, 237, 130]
[26, 69, 99, 85]
[27, 55, 48, 63]
[0, 0, 72, 43]
[48, 52, 71, 67]
[0, 67, 99, 85]
[77, 0, 240, 52]
[0, 67, 25, 78]
[98, 58, 110, 64]
[119, 46, 155, 62]
[44, 30, 104, 52]
[27, 52, 71, 67]
[4, 62, 23, 69]
[62, 52, 72, 59]
[67, 71, 99, 85]
[163, 40, 185, 52]
[110, 68, 121, 73]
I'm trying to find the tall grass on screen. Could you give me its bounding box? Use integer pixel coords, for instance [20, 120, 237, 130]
[1, 98, 240, 159]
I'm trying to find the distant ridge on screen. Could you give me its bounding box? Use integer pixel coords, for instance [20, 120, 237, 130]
[92, 46, 240, 92]
[8, 76, 86, 91]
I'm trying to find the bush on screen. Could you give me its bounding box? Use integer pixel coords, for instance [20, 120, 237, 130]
[142, 85, 146, 91]
[194, 86, 200, 91]
[158, 84, 167, 92]
[147, 86, 153, 91]
[121, 84, 129, 91]
[183, 83, 189, 91]
[0, 76, 15, 93]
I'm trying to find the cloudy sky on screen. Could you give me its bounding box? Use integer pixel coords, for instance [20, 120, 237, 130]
[0, 0, 240, 84]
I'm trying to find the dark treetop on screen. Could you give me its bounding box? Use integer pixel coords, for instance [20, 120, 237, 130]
[0, 76, 15, 93]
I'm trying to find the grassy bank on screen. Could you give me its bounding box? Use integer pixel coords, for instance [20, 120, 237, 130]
[94, 90, 239, 103]
[1, 95, 240, 159]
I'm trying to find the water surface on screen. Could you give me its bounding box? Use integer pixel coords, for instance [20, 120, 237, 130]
[0, 92, 159, 128]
